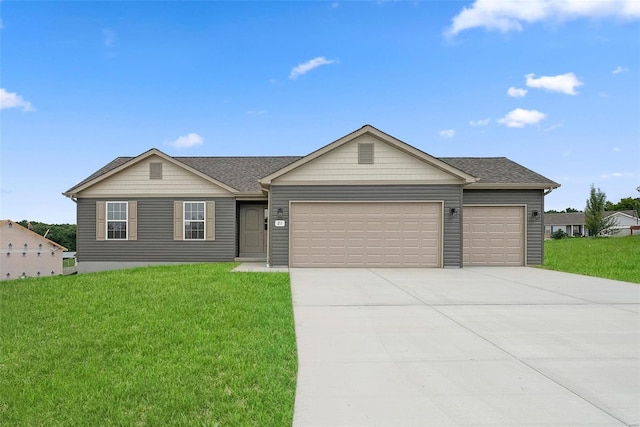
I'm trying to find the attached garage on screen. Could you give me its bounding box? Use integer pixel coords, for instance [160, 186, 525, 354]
[289, 201, 442, 267]
[463, 206, 525, 266]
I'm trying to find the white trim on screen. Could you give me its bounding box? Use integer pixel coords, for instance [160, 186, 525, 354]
[270, 179, 464, 186]
[183, 201, 206, 241]
[106, 201, 128, 241]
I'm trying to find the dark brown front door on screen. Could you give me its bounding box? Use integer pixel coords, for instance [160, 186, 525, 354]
[239, 205, 267, 257]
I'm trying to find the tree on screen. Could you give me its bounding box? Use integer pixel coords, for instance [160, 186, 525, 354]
[17, 220, 76, 251]
[605, 196, 640, 213]
[565, 207, 580, 213]
[584, 185, 618, 237]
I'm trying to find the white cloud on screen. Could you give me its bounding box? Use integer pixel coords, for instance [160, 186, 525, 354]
[469, 118, 490, 126]
[0, 88, 35, 112]
[600, 172, 634, 179]
[439, 129, 456, 138]
[497, 108, 546, 128]
[331, 2, 340, 9]
[507, 86, 528, 97]
[446, 0, 640, 36]
[525, 72, 583, 95]
[612, 66, 629, 74]
[613, 147, 621, 152]
[245, 109, 266, 116]
[544, 121, 564, 131]
[289, 56, 337, 80]
[168, 133, 203, 149]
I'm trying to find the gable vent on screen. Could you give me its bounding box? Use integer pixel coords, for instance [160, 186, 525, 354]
[358, 143, 374, 164]
[150, 162, 163, 179]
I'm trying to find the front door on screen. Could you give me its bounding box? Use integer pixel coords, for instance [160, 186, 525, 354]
[239, 205, 267, 257]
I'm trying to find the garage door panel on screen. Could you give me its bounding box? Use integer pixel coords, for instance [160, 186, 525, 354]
[463, 206, 524, 266]
[290, 202, 441, 267]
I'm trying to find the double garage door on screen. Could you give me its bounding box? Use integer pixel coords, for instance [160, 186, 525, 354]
[289, 202, 525, 267]
[290, 202, 441, 267]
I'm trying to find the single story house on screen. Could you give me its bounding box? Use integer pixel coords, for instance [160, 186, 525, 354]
[0, 219, 67, 280]
[545, 210, 639, 237]
[63, 125, 560, 273]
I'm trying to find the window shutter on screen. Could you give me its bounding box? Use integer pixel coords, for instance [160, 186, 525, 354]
[174, 201, 183, 240]
[128, 201, 137, 241]
[358, 143, 374, 164]
[96, 201, 106, 241]
[206, 201, 215, 240]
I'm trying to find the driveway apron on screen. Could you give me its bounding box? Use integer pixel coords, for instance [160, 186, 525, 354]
[290, 267, 640, 427]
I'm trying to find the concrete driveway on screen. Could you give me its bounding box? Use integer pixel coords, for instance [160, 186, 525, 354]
[290, 267, 640, 426]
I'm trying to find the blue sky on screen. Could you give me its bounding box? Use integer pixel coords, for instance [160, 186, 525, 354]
[1, 1, 639, 224]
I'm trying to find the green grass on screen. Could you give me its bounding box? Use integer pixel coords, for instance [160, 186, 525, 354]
[543, 236, 640, 283]
[0, 263, 297, 426]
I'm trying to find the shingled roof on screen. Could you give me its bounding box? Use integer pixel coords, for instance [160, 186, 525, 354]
[439, 157, 558, 186]
[177, 156, 301, 192]
[70, 155, 302, 193]
[68, 153, 558, 194]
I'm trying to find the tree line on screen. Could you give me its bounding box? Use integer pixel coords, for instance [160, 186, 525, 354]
[546, 195, 640, 214]
[17, 221, 76, 252]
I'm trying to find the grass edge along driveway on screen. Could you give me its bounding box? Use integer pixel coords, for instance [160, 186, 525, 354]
[0, 263, 297, 426]
[543, 235, 640, 284]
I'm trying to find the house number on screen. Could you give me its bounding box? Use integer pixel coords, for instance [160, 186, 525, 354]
[274, 220, 286, 227]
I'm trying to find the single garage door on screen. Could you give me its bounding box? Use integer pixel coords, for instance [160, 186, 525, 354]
[463, 206, 525, 266]
[290, 201, 441, 267]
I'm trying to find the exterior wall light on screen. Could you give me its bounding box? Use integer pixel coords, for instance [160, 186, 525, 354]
[277, 208, 284, 218]
[449, 207, 458, 216]
[532, 210, 540, 219]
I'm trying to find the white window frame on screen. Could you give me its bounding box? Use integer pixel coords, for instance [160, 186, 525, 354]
[106, 201, 128, 240]
[183, 201, 206, 240]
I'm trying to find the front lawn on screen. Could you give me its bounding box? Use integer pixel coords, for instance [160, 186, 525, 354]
[543, 236, 640, 283]
[0, 263, 297, 426]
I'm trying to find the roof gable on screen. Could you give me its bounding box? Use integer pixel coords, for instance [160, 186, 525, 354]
[260, 125, 477, 186]
[64, 149, 239, 197]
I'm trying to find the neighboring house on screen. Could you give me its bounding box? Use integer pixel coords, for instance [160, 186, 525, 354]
[545, 210, 640, 238]
[0, 220, 67, 280]
[63, 125, 560, 273]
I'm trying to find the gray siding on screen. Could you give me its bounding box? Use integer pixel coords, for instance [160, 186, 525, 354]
[269, 185, 463, 267]
[462, 189, 545, 265]
[77, 197, 235, 264]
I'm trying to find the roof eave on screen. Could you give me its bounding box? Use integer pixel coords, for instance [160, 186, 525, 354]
[465, 182, 561, 190]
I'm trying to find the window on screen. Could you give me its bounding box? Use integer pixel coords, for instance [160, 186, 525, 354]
[184, 202, 205, 240]
[107, 202, 128, 240]
[174, 201, 215, 241]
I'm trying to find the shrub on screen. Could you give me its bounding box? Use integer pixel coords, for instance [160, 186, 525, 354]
[551, 229, 567, 240]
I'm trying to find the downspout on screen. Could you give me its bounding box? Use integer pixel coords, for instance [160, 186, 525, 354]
[263, 186, 271, 267]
